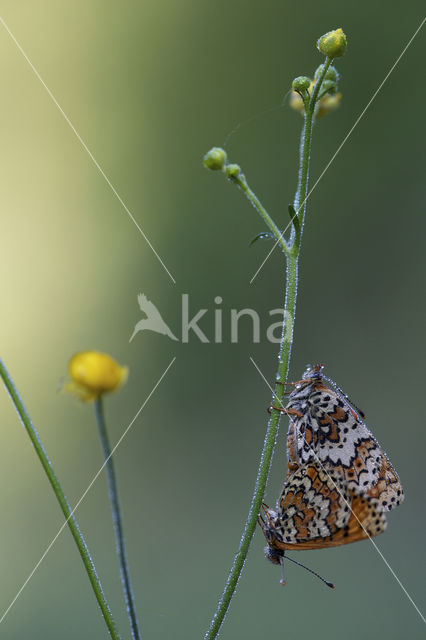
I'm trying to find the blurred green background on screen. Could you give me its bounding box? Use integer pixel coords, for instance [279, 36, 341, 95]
[0, 2, 425, 639]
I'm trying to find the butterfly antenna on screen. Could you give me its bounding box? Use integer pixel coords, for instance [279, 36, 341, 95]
[284, 554, 335, 589]
[322, 374, 365, 419]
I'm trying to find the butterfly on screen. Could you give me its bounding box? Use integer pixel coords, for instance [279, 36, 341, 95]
[281, 364, 404, 511]
[260, 462, 387, 574]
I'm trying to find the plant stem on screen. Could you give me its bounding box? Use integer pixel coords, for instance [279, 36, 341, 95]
[293, 109, 313, 223]
[230, 171, 290, 256]
[0, 359, 122, 640]
[294, 57, 331, 222]
[310, 57, 332, 109]
[94, 397, 141, 640]
[204, 58, 330, 640]
[204, 254, 297, 640]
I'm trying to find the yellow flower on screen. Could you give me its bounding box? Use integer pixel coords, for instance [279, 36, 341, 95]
[65, 351, 128, 402]
[289, 80, 342, 119]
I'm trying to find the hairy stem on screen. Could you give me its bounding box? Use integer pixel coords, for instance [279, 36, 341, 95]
[0, 359, 122, 640]
[294, 57, 331, 222]
[230, 171, 290, 256]
[204, 57, 331, 640]
[94, 397, 141, 640]
[204, 254, 297, 640]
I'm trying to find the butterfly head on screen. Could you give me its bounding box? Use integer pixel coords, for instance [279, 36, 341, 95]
[288, 364, 325, 402]
[302, 363, 324, 380]
[259, 505, 284, 565]
[264, 544, 284, 565]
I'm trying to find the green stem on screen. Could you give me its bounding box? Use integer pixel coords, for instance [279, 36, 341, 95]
[230, 172, 290, 256]
[310, 57, 332, 108]
[0, 359, 122, 640]
[293, 109, 313, 224]
[204, 254, 297, 640]
[204, 57, 332, 640]
[294, 56, 331, 225]
[94, 397, 141, 640]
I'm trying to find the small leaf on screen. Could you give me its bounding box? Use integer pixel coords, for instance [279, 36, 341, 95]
[250, 232, 274, 246]
[288, 204, 300, 232]
[288, 204, 296, 219]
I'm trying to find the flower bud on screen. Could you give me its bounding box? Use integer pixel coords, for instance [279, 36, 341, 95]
[289, 81, 313, 114]
[291, 76, 311, 93]
[316, 92, 342, 118]
[320, 79, 338, 95]
[290, 79, 342, 118]
[225, 163, 242, 179]
[317, 28, 347, 58]
[203, 147, 227, 171]
[65, 351, 128, 401]
[314, 64, 339, 83]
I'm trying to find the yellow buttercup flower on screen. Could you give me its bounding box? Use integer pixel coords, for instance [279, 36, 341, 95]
[289, 80, 342, 119]
[65, 351, 128, 402]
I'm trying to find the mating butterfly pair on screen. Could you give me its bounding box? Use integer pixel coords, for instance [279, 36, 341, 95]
[260, 364, 404, 582]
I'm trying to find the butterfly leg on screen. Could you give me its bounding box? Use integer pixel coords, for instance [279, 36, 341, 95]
[274, 380, 304, 396]
[267, 402, 285, 414]
[268, 404, 304, 417]
[260, 502, 272, 516]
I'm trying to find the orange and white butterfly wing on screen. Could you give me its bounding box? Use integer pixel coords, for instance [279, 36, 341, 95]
[286, 367, 404, 508]
[262, 462, 387, 556]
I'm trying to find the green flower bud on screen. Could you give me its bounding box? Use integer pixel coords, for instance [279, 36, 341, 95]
[320, 79, 337, 95]
[292, 76, 311, 92]
[225, 163, 241, 179]
[317, 28, 347, 58]
[203, 147, 227, 171]
[314, 64, 339, 83]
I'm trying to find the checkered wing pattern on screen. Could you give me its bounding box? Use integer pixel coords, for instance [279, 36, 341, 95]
[285, 365, 404, 510]
[262, 462, 387, 558]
